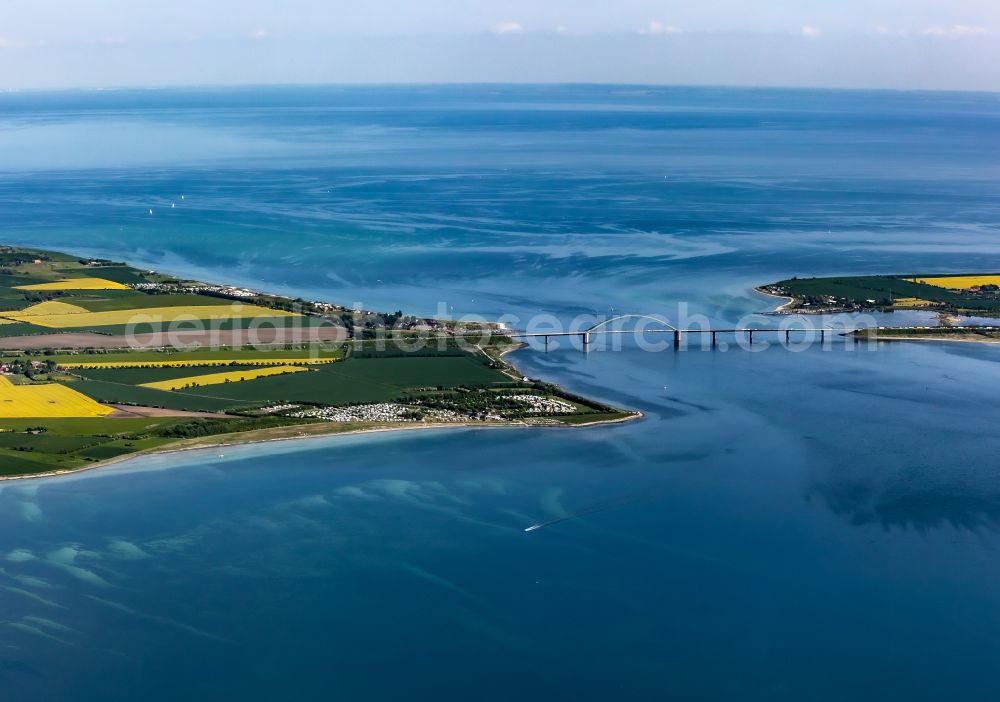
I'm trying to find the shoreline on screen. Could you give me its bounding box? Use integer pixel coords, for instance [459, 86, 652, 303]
[754, 286, 1000, 344]
[0, 243, 642, 482]
[1, 340, 642, 483]
[0, 409, 643, 483]
[853, 331, 1000, 345]
[0, 421, 508, 483]
[752, 286, 797, 313]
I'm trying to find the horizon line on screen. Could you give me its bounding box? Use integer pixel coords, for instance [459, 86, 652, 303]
[2, 80, 999, 98]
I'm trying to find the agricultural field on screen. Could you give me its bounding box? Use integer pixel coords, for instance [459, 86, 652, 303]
[15, 277, 131, 291]
[0, 246, 310, 336]
[760, 274, 1000, 314]
[71, 364, 268, 384]
[64, 357, 341, 369]
[890, 297, 935, 309]
[906, 275, 1000, 290]
[1, 303, 300, 329]
[0, 245, 636, 478]
[0, 416, 310, 477]
[0, 344, 634, 476]
[69, 293, 240, 312]
[62, 352, 513, 409]
[11, 300, 91, 316]
[63, 379, 249, 412]
[138, 365, 308, 391]
[44, 315, 329, 337]
[183, 355, 514, 405]
[52, 345, 345, 367]
[0, 376, 113, 418]
[0, 322, 51, 338]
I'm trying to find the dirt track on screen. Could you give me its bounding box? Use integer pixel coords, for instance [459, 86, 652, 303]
[107, 404, 232, 418]
[0, 326, 347, 350]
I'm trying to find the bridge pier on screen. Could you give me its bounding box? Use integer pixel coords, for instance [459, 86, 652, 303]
[510, 323, 858, 353]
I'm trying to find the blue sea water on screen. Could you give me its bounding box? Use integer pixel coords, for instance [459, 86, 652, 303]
[2, 85, 1000, 700]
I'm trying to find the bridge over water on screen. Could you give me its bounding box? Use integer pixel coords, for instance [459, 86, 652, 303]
[507, 314, 859, 350]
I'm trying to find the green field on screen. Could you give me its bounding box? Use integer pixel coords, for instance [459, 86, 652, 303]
[72, 364, 264, 385]
[51, 265, 150, 285]
[0, 347, 634, 478]
[0, 245, 635, 478]
[63, 353, 510, 410]
[0, 448, 81, 476]
[0, 246, 322, 336]
[54, 316, 327, 336]
[0, 415, 314, 476]
[0, 322, 50, 337]
[70, 293, 231, 312]
[0, 417, 181, 476]
[0, 277, 50, 310]
[558, 412, 631, 425]
[186, 355, 509, 403]
[67, 378, 254, 412]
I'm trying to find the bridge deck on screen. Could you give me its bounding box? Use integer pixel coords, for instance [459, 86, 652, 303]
[509, 328, 861, 337]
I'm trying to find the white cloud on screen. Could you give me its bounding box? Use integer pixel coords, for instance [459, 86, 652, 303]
[0, 36, 44, 50]
[490, 21, 523, 36]
[554, 25, 570, 36]
[638, 21, 680, 36]
[250, 29, 268, 40]
[874, 26, 907, 37]
[800, 26, 822, 39]
[922, 25, 991, 39]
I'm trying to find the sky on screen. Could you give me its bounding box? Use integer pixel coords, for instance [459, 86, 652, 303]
[1, 0, 999, 90]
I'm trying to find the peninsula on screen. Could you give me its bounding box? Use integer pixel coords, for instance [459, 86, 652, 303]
[758, 272, 1000, 342]
[0, 246, 636, 479]
[758, 273, 1000, 316]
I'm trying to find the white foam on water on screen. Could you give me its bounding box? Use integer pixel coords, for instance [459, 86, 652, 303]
[6, 549, 35, 563]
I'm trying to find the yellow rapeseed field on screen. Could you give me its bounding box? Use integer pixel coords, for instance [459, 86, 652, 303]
[2, 303, 301, 329]
[139, 365, 308, 391]
[892, 297, 935, 308]
[9, 300, 90, 316]
[62, 358, 338, 369]
[0, 376, 113, 418]
[908, 275, 1000, 290]
[14, 277, 131, 291]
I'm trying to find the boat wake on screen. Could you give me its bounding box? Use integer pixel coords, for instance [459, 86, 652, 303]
[523, 491, 651, 533]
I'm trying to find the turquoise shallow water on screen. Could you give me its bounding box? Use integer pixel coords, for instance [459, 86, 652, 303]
[2, 86, 1000, 700]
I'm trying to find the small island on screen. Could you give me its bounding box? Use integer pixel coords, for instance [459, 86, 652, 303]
[0, 246, 636, 479]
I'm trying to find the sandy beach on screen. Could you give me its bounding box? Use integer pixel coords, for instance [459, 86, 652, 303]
[0, 409, 642, 483]
[0, 339, 640, 483]
[853, 330, 1000, 345]
[752, 286, 798, 313]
